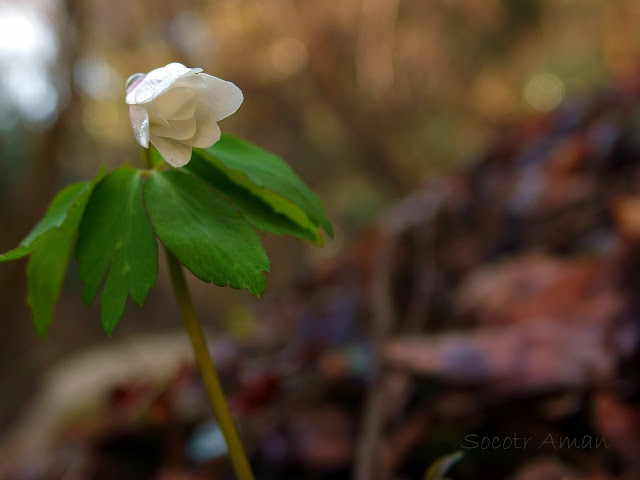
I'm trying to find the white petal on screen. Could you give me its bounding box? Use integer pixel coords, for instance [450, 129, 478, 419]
[153, 87, 194, 118]
[195, 74, 243, 121]
[146, 101, 170, 126]
[126, 62, 202, 105]
[173, 74, 205, 90]
[150, 134, 193, 167]
[129, 104, 149, 148]
[150, 116, 197, 141]
[187, 102, 221, 148]
[167, 98, 196, 121]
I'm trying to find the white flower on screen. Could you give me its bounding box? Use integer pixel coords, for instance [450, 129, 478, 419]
[125, 62, 243, 167]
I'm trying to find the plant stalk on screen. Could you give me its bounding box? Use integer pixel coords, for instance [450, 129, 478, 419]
[165, 247, 255, 480]
[142, 146, 153, 169]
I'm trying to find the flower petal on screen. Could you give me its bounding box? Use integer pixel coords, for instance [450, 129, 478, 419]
[126, 64, 241, 156]
[153, 87, 194, 118]
[173, 74, 205, 90]
[129, 104, 149, 148]
[167, 98, 196, 121]
[187, 102, 221, 148]
[150, 134, 193, 167]
[126, 62, 202, 105]
[146, 101, 170, 127]
[150, 116, 197, 141]
[195, 74, 243, 121]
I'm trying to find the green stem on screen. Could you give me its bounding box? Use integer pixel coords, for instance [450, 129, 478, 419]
[142, 146, 153, 169]
[164, 247, 255, 480]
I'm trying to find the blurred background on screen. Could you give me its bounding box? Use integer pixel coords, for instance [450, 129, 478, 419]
[2, 0, 640, 478]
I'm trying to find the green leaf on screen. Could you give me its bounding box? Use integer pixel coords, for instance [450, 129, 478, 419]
[0, 178, 97, 336]
[26, 193, 89, 337]
[424, 451, 463, 480]
[185, 154, 322, 243]
[148, 145, 164, 168]
[192, 135, 333, 237]
[76, 168, 158, 335]
[0, 181, 92, 262]
[144, 170, 269, 296]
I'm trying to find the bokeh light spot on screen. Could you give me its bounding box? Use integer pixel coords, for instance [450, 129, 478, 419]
[0, 4, 57, 62]
[523, 73, 565, 111]
[74, 56, 122, 101]
[4, 65, 58, 125]
[269, 38, 308, 79]
[0, 3, 59, 127]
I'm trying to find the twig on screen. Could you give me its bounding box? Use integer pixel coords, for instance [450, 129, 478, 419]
[355, 230, 396, 480]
